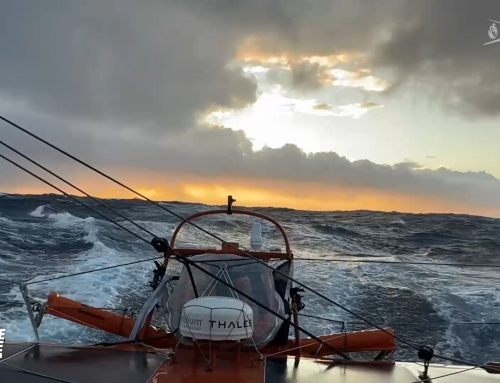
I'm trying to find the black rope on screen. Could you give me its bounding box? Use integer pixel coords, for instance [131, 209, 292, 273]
[353, 322, 500, 327]
[410, 365, 479, 383]
[295, 258, 500, 268]
[0, 139, 158, 239]
[194, 260, 259, 268]
[298, 313, 344, 324]
[25, 255, 163, 285]
[172, 256, 500, 269]
[0, 361, 76, 383]
[0, 152, 151, 246]
[182, 260, 199, 298]
[0, 301, 141, 311]
[1, 367, 76, 383]
[164, 256, 500, 269]
[0, 278, 22, 286]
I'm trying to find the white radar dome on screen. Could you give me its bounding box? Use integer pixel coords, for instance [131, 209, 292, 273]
[179, 296, 254, 341]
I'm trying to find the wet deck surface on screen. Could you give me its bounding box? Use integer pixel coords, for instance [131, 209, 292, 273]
[0, 342, 166, 383]
[265, 357, 416, 383]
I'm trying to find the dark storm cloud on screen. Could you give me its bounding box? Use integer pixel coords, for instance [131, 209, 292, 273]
[188, 0, 500, 117]
[0, 1, 256, 132]
[290, 62, 327, 92]
[1, 0, 498, 130]
[155, 134, 500, 210]
[372, 1, 500, 117]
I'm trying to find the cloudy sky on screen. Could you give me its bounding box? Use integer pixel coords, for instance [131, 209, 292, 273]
[1, 0, 500, 216]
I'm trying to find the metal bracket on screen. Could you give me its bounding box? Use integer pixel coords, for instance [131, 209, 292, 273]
[202, 263, 239, 299]
[20, 284, 40, 342]
[32, 301, 46, 328]
[129, 274, 170, 341]
[227, 195, 236, 214]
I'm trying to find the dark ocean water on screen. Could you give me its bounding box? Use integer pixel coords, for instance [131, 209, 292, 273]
[0, 193, 499, 364]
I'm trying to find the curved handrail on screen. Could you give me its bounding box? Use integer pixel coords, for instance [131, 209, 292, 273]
[170, 209, 291, 254]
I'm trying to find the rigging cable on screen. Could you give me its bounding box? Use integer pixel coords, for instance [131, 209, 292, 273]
[180, 257, 500, 268]
[411, 365, 480, 383]
[0, 302, 142, 311]
[0, 139, 158, 240]
[0, 363, 78, 383]
[0, 152, 151, 246]
[25, 255, 164, 285]
[294, 258, 500, 268]
[1, 115, 497, 369]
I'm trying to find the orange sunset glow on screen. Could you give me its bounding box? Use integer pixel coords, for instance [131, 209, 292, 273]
[4, 174, 500, 218]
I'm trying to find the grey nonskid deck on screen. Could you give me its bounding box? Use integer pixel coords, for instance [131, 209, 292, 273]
[0, 342, 166, 383]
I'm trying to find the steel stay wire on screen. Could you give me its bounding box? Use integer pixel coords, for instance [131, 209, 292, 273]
[294, 258, 500, 268]
[0, 139, 158, 239]
[178, 257, 500, 268]
[0, 301, 142, 311]
[1, 116, 498, 369]
[0, 258, 162, 287]
[25, 255, 164, 285]
[0, 152, 151, 246]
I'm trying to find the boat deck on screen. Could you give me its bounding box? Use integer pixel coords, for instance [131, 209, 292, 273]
[0, 342, 166, 383]
[1, 342, 499, 382]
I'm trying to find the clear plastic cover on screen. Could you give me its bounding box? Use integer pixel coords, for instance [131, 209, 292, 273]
[165, 254, 284, 347]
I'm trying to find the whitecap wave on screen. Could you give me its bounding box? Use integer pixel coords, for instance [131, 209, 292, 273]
[0, 215, 13, 224]
[42, 210, 100, 244]
[29, 205, 47, 217]
[390, 218, 406, 226]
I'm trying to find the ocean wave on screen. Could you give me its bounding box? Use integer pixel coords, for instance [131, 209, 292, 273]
[0, 215, 13, 224]
[312, 224, 360, 237]
[405, 229, 460, 244]
[389, 218, 406, 226]
[29, 205, 100, 245]
[29, 204, 47, 217]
